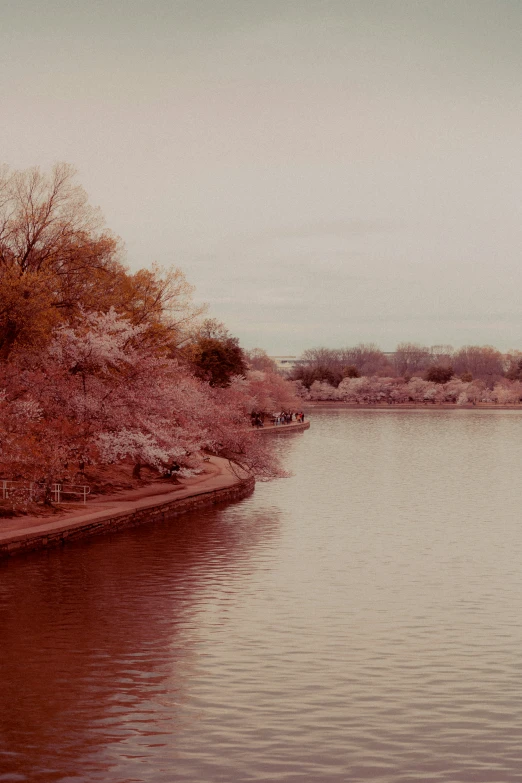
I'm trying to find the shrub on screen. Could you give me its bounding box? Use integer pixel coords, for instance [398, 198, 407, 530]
[425, 365, 453, 384]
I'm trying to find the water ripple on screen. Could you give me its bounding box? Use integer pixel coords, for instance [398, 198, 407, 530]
[3, 410, 522, 781]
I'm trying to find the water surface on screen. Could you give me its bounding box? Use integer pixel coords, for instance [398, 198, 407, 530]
[2, 409, 522, 782]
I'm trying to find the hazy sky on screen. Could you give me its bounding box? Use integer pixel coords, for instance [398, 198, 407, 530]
[2, 0, 522, 354]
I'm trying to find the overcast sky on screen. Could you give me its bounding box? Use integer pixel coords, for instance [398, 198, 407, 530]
[2, 0, 522, 354]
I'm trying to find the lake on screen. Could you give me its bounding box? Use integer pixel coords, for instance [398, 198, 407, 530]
[2, 409, 522, 782]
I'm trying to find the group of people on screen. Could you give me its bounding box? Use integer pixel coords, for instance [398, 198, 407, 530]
[250, 411, 306, 428]
[251, 411, 266, 428]
[272, 411, 305, 426]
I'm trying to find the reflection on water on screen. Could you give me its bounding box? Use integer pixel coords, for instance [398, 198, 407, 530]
[2, 410, 522, 781]
[0, 505, 281, 782]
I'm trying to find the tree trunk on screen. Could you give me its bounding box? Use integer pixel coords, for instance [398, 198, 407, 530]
[0, 320, 19, 363]
[132, 462, 141, 479]
[43, 481, 53, 506]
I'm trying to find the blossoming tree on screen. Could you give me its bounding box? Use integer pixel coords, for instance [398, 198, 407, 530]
[0, 310, 293, 499]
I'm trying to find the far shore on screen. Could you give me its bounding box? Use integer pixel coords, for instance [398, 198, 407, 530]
[305, 402, 522, 410]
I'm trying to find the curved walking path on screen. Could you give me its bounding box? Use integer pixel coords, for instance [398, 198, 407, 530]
[0, 421, 311, 559]
[0, 457, 253, 559]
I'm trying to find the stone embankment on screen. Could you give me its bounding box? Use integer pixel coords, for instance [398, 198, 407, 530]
[257, 420, 310, 434]
[0, 420, 311, 559]
[0, 457, 254, 559]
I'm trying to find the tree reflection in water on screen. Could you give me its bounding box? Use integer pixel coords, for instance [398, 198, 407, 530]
[0, 499, 281, 782]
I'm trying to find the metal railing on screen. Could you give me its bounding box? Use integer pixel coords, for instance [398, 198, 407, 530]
[1, 481, 90, 504]
[51, 484, 90, 504]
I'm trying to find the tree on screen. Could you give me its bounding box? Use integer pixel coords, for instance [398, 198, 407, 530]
[244, 348, 279, 373]
[457, 379, 488, 405]
[453, 346, 504, 384]
[292, 347, 345, 388]
[505, 351, 522, 381]
[393, 342, 429, 377]
[428, 345, 454, 366]
[183, 319, 247, 387]
[0, 310, 290, 491]
[441, 378, 467, 403]
[407, 377, 439, 403]
[0, 163, 124, 361]
[425, 365, 454, 384]
[119, 264, 205, 349]
[308, 380, 340, 400]
[341, 343, 392, 376]
[0, 311, 202, 487]
[492, 380, 522, 404]
[0, 164, 205, 364]
[2, 312, 183, 480]
[242, 369, 300, 413]
[0, 166, 295, 494]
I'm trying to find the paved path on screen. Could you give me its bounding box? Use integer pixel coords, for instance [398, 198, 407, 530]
[0, 421, 310, 557]
[0, 457, 245, 551]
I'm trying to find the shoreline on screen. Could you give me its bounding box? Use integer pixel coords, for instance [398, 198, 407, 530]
[257, 420, 311, 433]
[0, 457, 253, 559]
[305, 402, 522, 410]
[0, 421, 311, 559]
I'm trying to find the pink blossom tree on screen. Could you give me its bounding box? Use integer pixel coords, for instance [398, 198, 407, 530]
[0, 310, 289, 496]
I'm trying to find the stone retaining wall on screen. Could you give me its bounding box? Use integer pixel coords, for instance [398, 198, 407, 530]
[0, 476, 255, 559]
[258, 421, 310, 435]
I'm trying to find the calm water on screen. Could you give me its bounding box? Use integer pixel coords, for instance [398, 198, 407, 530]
[3, 409, 522, 782]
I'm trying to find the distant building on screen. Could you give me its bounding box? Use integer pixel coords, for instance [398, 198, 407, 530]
[270, 352, 397, 374]
[270, 356, 306, 373]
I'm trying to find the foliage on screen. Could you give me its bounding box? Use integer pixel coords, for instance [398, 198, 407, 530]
[294, 341, 515, 386]
[183, 319, 247, 387]
[292, 348, 345, 388]
[0, 163, 124, 361]
[0, 310, 298, 492]
[452, 345, 504, 384]
[393, 343, 429, 377]
[0, 164, 204, 362]
[244, 369, 300, 413]
[245, 348, 279, 373]
[0, 166, 300, 497]
[341, 343, 392, 376]
[118, 264, 205, 349]
[301, 374, 522, 405]
[505, 353, 522, 381]
[293, 344, 407, 387]
[425, 365, 454, 384]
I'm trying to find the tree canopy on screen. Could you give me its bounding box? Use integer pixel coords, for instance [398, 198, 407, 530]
[182, 319, 247, 386]
[0, 165, 299, 499]
[0, 163, 205, 361]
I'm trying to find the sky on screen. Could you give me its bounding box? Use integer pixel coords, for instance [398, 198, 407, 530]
[2, 0, 522, 354]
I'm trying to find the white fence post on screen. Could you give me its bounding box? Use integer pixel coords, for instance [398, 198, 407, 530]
[0, 481, 89, 505]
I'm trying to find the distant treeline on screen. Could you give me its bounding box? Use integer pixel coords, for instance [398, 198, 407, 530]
[291, 343, 522, 388]
[298, 375, 522, 405]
